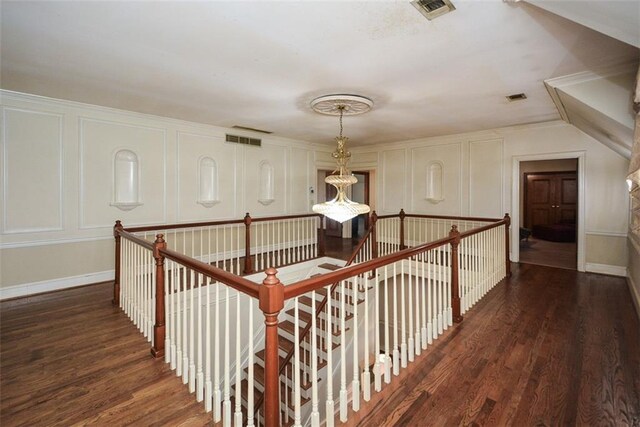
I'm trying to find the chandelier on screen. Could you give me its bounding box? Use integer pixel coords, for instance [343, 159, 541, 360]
[312, 95, 371, 223]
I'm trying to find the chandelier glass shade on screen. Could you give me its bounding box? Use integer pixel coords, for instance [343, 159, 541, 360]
[312, 101, 371, 223]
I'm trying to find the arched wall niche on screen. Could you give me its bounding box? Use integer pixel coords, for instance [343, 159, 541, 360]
[111, 149, 143, 211]
[258, 160, 275, 205]
[197, 156, 220, 207]
[426, 160, 445, 204]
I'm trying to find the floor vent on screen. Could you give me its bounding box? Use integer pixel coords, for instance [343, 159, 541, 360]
[411, 0, 455, 20]
[226, 134, 262, 147]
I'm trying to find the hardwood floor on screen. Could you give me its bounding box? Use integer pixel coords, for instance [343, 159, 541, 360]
[2, 263, 639, 426]
[0, 283, 210, 426]
[519, 237, 577, 270]
[350, 263, 640, 426]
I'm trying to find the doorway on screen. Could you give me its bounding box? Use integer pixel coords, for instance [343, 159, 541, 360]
[520, 160, 578, 270]
[351, 171, 370, 240]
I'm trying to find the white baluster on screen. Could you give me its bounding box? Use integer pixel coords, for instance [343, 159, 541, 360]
[325, 285, 334, 427]
[189, 270, 196, 391]
[339, 280, 348, 422]
[311, 291, 320, 426]
[197, 272, 204, 402]
[383, 265, 391, 384]
[407, 259, 414, 362]
[421, 251, 427, 350]
[352, 277, 360, 412]
[234, 290, 242, 426]
[247, 295, 255, 427]
[223, 286, 231, 427]
[293, 298, 301, 427]
[363, 273, 372, 400]
[205, 277, 212, 413]
[400, 261, 407, 368]
[164, 259, 171, 364]
[171, 261, 177, 370]
[214, 281, 222, 422]
[392, 263, 399, 376]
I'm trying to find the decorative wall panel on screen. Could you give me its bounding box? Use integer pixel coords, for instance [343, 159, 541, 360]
[381, 149, 406, 213]
[80, 118, 166, 228]
[176, 132, 236, 221]
[2, 108, 63, 233]
[410, 143, 461, 214]
[469, 139, 503, 217]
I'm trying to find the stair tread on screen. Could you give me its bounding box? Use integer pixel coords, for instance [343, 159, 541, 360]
[317, 263, 342, 271]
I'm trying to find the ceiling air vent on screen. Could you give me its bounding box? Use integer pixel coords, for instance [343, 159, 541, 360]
[226, 134, 262, 147]
[411, 0, 456, 21]
[506, 93, 527, 102]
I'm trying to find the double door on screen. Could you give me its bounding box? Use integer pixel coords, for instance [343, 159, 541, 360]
[524, 172, 577, 228]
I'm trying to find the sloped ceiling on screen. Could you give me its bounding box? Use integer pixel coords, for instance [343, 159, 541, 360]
[1, 1, 638, 146]
[525, 0, 640, 48]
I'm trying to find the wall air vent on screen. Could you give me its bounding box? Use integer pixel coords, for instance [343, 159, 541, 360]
[411, 0, 455, 21]
[231, 125, 272, 134]
[225, 134, 262, 147]
[506, 93, 528, 102]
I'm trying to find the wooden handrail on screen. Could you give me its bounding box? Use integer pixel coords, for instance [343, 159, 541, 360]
[283, 234, 454, 300]
[123, 213, 322, 233]
[159, 246, 261, 299]
[459, 218, 507, 239]
[118, 229, 155, 251]
[376, 213, 502, 223]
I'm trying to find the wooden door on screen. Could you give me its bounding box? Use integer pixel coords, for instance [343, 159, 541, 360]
[325, 172, 342, 237]
[524, 172, 577, 228]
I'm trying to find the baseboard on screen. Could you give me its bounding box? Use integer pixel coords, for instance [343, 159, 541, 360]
[0, 270, 114, 300]
[585, 262, 627, 277]
[628, 274, 640, 321]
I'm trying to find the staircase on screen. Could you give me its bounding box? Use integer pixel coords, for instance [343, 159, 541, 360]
[239, 262, 365, 426]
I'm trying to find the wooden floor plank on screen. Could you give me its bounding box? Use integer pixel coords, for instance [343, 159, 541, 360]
[2, 262, 639, 426]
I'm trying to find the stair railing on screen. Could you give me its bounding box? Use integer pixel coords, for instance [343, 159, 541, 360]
[252, 212, 378, 419]
[113, 210, 511, 427]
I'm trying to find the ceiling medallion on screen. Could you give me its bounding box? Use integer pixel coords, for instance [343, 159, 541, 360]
[310, 94, 373, 116]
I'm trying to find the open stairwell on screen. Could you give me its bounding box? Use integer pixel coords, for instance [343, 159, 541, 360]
[238, 262, 362, 426]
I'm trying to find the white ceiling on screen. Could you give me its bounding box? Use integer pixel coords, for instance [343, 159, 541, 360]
[1, 1, 638, 146]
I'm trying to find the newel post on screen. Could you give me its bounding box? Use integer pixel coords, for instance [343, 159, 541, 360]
[113, 220, 123, 306]
[399, 209, 406, 250]
[244, 213, 254, 275]
[151, 234, 167, 358]
[318, 216, 326, 257]
[504, 213, 512, 278]
[371, 211, 379, 258]
[449, 225, 463, 323]
[259, 268, 284, 427]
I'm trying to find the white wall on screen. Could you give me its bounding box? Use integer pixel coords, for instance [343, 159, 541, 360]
[367, 121, 630, 274]
[0, 90, 324, 296]
[1, 90, 632, 297]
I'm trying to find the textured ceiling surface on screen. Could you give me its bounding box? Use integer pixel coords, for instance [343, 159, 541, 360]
[1, 1, 638, 146]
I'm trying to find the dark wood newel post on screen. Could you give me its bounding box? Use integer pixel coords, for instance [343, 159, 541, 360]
[449, 225, 463, 323]
[259, 268, 284, 427]
[318, 216, 326, 257]
[243, 213, 254, 274]
[399, 209, 406, 250]
[113, 220, 123, 306]
[371, 211, 379, 258]
[151, 234, 167, 358]
[504, 213, 512, 277]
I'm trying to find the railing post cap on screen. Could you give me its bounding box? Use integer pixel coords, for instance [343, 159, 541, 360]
[263, 267, 280, 286]
[244, 212, 252, 225]
[155, 233, 165, 243]
[399, 209, 406, 218]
